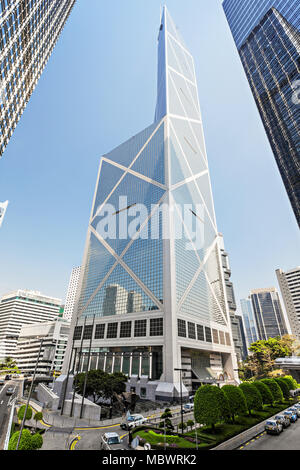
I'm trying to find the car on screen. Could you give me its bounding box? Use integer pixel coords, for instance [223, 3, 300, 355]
[283, 410, 297, 423]
[6, 387, 14, 396]
[265, 419, 283, 435]
[4, 375, 10, 381]
[100, 432, 126, 450]
[274, 414, 290, 428]
[289, 407, 300, 417]
[0, 380, 4, 386]
[182, 403, 194, 413]
[120, 414, 147, 430]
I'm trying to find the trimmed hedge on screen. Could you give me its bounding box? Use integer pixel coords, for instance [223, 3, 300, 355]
[282, 375, 298, 391]
[253, 381, 273, 405]
[8, 430, 33, 450]
[239, 382, 263, 414]
[194, 385, 230, 430]
[260, 378, 283, 402]
[274, 378, 290, 399]
[222, 385, 247, 421]
[17, 405, 33, 421]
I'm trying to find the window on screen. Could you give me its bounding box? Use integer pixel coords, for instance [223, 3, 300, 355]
[73, 326, 82, 341]
[178, 319, 186, 338]
[107, 323, 118, 339]
[212, 329, 219, 344]
[120, 321, 132, 338]
[197, 324, 204, 341]
[187, 322, 196, 339]
[219, 331, 225, 345]
[134, 320, 147, 337]
[83, 325, 93, 340]
[94, 324, 105, 339]
[150, 318, 163, 336]
[205, 327, 212, 343]
[225, 332, 231, 346]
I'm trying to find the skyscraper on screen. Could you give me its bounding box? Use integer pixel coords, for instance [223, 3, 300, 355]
[250, 288, 289, 340]
[276, 267, 300, 339]
[64, 266, 81, 321]
[0, 289, 61, 359]
[0, 0, 76, 157]
[64, 7, 238, 401]
[240, 297, 259, 348]
[223, 0, 300, 227]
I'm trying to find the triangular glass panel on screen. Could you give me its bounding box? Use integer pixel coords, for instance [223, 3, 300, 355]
[93, 161, 125, 218]
[81, 262, 160, 318]
[167, 37, 182, 74]
[168, 72, 187, 118]
[166, 9, 188, 53]
[190, 122, 207, 163]
[105, 122, 158, 168]
[169, 70, 200, 121]
[170, 118, 207, 175]
[180, 270, 211, 323]
[195, 172, 216, 224]
[131, 120, 165, 184]
[77, 232, 118, 314]
[169, 125, 192, 185]
[173, 206, 201, 304]
[203, 246, 226, 318]
[186, 81, 200, 114]
[168, 35, 195, 83]
[122, 216, 163, 303]
[92, 172, 165, 257]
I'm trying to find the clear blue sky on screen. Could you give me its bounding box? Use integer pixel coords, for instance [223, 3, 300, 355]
[0, 0, 299, 310]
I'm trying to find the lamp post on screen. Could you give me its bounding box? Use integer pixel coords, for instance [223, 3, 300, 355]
[174, 368, 189, 434]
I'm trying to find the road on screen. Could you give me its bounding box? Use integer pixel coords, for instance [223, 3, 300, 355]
[0, 379, 21, 449]
[241, 419, 300, 450]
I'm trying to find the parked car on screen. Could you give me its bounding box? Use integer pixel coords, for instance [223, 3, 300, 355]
[283, 410, 297, 423]
[100, 432, 125, 450]
[120, 414, 147, 430]
[0, 380, 4, 386]
[4, 375, 10, 380]
[182, 403, 194, 413]
[6, 387, 14, 396]
[274, 414, 290, 428]
[265, 419, 283, 435]
[289, 407, 300, 417]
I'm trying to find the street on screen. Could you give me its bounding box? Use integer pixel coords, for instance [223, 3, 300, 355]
[241, 420, 300, 450]
[0, 379, 21, 449]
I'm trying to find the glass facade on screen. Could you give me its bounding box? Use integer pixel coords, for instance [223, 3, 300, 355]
[223, 1, 300, 227]
[250, 289, 288, 340]
[0, 0, 75, 157]
[240, 298, 259, 347]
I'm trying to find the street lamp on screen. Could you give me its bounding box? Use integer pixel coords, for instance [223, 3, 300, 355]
[174, 368, 189, 433]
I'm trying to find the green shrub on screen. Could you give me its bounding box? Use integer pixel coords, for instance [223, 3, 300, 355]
[31, 433, 43, 450]
[274, 378, 290, 399]
[253, 381, 273, 405]
[17, 405, 33, 421]
[8, 430, 34, 450]
[186, 419, 194, 430]
[260, 378, 283, 402]
[239, 383, 263, 414]
[222, 385, 247, 421]
[194, 385, 230, 431]
[282, 375, 298, 391]
[178, 422, 187, 431]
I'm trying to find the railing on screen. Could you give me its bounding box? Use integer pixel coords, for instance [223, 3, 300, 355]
[3, 397, 17, 450]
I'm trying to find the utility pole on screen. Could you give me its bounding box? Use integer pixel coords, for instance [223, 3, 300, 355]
[16, 338, 44, 450]
[174, 367, 189, 433]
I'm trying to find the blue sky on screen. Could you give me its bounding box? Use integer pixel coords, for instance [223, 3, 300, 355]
[0, 0, 299, 311]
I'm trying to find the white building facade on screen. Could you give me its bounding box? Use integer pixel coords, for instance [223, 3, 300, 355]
[0, 290, 61, 360]
[63, 7, 238, 401]
[63, 266, 81, 321]
[14, 319, 70, 376]
[276, 267, 300, 339]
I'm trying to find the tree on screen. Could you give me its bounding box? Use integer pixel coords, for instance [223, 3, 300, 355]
[74, 370, 127, 404]
[178, 422, 187, 432]
[260, 378, 283, 403]
[8, 430, 34, 450]
[239, 383, 263, 415]
[194, 385, 230, 432]
[282, 375, 298, 391]
[31, 433, 43, 450]
[274, 378, 290, 399]
[17, 405, 33, 422]
[253, 381, 273, 405]
[222, 385, 247, 422]
[161, 408, 172, 419]
[33, 411, 43, 430]
[186, 419, 194, 431]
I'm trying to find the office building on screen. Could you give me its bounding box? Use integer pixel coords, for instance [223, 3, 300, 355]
[14, 318, 70, 375]
[276, 267, 300, 339]
[250, 288, 289, 340]
[240, 297, 259, 348]
[0, 289, 61, 359]
[0, 0, 76, 157]
[63, 266, 81, 321]
[63, 7, 238, 401]
[223, 0, 300, 227]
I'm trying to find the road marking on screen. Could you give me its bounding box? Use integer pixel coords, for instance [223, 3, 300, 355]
[70, 435, 81, 450]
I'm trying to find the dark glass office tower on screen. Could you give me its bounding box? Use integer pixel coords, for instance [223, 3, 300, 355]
[250, 288, 288, 340]
[0, 0, 76, 157]
[223, 0, 300, 228]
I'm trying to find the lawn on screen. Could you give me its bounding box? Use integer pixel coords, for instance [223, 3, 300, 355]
[132, 429, 205, 449]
